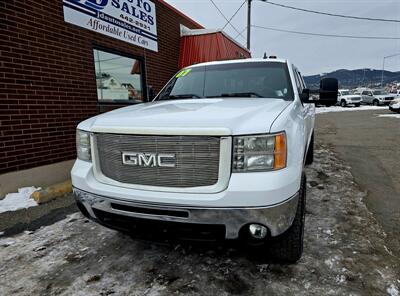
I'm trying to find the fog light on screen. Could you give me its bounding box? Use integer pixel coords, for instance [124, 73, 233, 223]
[249, 224, 268, 239]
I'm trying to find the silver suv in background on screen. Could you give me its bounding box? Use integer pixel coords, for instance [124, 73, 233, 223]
[361, 89, 395, 106]
[337, 89, 361, 107]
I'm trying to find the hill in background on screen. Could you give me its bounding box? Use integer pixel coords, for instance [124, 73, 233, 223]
[304, 69, 400, 89]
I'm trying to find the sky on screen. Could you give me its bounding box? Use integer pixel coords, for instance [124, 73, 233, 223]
[164, 0, 400, 75]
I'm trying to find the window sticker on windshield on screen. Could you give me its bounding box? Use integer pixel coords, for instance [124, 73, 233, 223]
[176, 68, 192, 78]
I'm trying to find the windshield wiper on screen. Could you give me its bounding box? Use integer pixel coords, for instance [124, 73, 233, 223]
[211, 92, 263, 98]
[166, 94, 201, 100]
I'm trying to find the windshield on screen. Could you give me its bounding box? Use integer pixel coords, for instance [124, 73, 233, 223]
[373, 90, 388, 95]
[341, 91, 350, 96]
[156, 62, 294, 101]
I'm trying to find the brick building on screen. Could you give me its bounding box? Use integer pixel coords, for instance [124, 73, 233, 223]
[0, 0, 250, 197]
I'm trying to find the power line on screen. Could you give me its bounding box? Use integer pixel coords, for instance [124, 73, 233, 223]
[384, 53, 400, 59]
[209, 0, 246, 40]
[234, 27, 247, 39]
[222, 1, 246, 31]
[258, 1, 400, 23]
[252, 24, 400, 40]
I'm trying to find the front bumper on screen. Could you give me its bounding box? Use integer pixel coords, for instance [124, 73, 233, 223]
[346, 100, 361, 104]
[73, 188, 299, 239]
[389, 104, 400, 111]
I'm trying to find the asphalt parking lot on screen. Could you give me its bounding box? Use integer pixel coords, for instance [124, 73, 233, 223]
[0, 108, 399, 295]
[316, 108, 400, 257]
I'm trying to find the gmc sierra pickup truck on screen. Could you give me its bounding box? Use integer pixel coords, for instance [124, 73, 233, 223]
[72, 58, 338, 262]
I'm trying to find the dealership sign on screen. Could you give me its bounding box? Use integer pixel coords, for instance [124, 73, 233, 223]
[63, 0, 158, 52]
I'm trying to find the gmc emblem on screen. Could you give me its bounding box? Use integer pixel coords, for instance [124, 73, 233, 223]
[122, 152, 176, 168]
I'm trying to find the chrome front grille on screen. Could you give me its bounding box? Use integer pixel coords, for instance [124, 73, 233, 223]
[94, 134, 221, 188]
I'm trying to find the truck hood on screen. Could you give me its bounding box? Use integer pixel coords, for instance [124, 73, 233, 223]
[80, 98, 292, 136]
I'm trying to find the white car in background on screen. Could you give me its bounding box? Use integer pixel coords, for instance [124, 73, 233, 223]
[337, 89, 361, 107]
[390, 90, 400, 98]
[389, 98, 400, 113]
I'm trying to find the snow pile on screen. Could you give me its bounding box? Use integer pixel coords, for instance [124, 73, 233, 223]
[387, 284, 399, 296]
[377, 114, 400, 119]
[0, 187, 40, 213]
[316, 105, 385, 114]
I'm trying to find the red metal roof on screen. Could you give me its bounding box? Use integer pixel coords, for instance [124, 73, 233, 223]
[179, 30, 251, 69]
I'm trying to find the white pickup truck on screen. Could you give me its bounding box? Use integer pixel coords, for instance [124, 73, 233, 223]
[337, 89, 361, 107]
[72, 58, 338, 262]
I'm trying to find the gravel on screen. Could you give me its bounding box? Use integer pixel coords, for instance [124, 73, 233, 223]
[0, 145, 399, 296]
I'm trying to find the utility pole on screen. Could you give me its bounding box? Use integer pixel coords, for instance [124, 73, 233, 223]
[247, 0, 251, 50]
[381, 58, 386, 87]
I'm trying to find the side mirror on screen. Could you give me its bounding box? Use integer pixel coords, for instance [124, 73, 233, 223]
[319, 78, 338, 106]
[301, 78, 338, 106]
[299, 89, 310, 101]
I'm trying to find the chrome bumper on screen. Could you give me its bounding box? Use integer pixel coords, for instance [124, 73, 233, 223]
[73, 188, 299, 239]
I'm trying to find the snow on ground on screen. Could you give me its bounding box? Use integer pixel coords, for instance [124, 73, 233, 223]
[377, 114, 400, 119]
[316, 105, 386, 114]
[388, 284, 400, 296]
[0, 187, 39, 214]
[0, 146, 399, 295]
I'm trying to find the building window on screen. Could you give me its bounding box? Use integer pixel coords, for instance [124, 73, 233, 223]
[93, 48, 144, 103]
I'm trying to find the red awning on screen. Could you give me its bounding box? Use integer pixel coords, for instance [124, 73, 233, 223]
[179, 29, 251, 69]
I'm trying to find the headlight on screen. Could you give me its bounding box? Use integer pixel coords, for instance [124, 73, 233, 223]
[76, 130, 91, 162]
[233, 132, 286, 172]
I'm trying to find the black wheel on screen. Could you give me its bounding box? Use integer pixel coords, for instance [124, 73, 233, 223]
[340, 100, 346, 107]
[267, 173, 306, 263]
[373, 100, 379, 106]
[305, 133, 314, 165]
[355, 103, 360, 107]
[248, 173, 306, 263]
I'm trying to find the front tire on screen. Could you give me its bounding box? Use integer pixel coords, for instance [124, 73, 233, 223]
[355, 103, 360, 107]
[267, 173, 306, 263]
[373, 100, 379, 106]
[340, 100, 346, 107]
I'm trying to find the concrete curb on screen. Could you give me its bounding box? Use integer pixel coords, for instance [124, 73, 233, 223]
[31, 180, 72, 204]
[0, 194, 77, 235]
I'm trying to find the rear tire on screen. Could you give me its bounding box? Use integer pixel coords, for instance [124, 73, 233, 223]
[267, 173, 306, 263]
